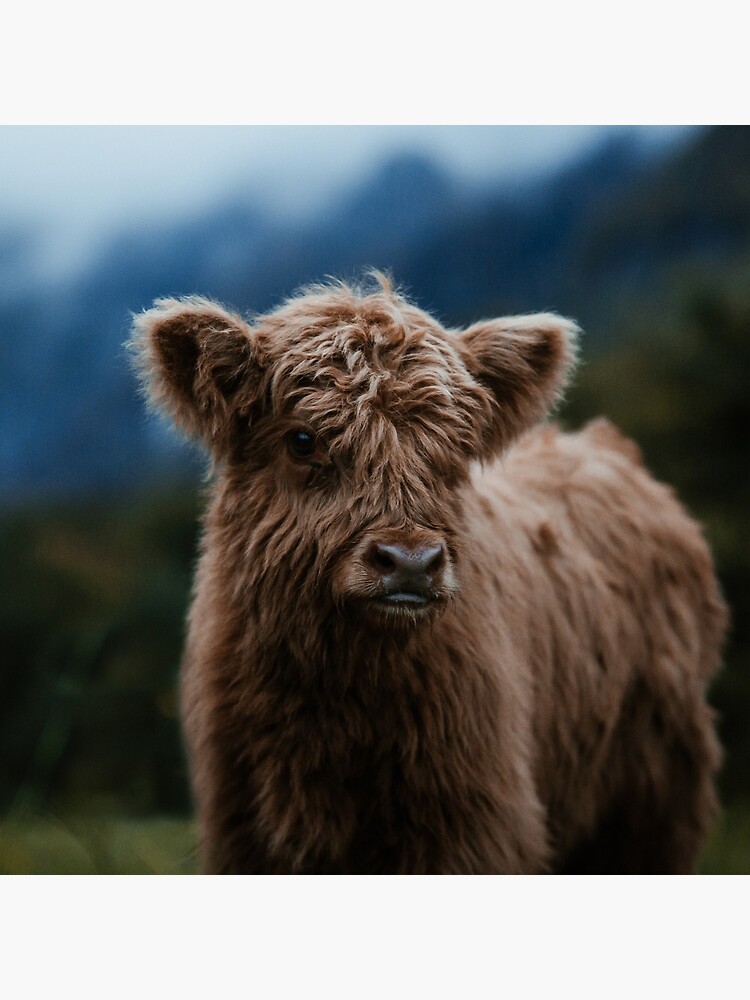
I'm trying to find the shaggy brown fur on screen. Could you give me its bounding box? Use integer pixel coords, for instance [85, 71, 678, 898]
[132, 274, 727, 874]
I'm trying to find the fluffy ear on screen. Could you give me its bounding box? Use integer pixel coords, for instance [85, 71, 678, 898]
[131, 296, 262, 453]
[459, 312, 579, 455]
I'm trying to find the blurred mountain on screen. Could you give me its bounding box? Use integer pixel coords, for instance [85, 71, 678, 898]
[244, 153, 469, 308]
[1, 125, 748, 504]
[580, 125, 750, 265]
[395, 130, 660, 323]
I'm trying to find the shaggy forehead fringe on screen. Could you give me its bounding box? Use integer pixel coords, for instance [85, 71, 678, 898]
[256, 272, 488, 467]
[282, 268, 401, 311]
[264, 270, 437, 351]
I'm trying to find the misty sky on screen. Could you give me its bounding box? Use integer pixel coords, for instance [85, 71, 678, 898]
[1, 125, 689, 278]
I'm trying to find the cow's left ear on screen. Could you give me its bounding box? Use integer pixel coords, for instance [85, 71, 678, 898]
[458, 312, 579, 455]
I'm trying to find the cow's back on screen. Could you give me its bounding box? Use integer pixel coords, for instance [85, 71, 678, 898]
[469, 419, 726, 862]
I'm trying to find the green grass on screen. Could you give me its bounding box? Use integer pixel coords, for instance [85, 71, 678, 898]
[0, 815, 198, 874]
[698, 801, 750, 875]
[0, 808, 746, 874]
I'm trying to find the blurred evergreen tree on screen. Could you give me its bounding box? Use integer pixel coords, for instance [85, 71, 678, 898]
[0, 491, 200, 816]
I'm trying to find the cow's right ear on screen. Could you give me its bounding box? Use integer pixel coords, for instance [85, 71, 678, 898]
[131, 297, 263, 453]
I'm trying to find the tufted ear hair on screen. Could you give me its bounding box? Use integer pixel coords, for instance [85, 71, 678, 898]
[459, 312, 580, 456]
[131, 296, 263, 454]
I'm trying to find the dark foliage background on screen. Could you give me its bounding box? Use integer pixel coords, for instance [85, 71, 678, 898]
[1, 125, 748, 872]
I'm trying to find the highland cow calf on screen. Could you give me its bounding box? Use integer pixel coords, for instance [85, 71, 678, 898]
[133, 275, 726, 874]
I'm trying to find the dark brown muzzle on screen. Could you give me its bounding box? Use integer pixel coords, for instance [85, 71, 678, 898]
[365, 541, 447, 605]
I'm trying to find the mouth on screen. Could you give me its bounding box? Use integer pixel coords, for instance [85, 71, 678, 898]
[379, 591, 430, 605]
[371, 590, 441, 615]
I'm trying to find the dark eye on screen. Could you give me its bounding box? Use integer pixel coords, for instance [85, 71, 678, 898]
[287, 429, 317, 461]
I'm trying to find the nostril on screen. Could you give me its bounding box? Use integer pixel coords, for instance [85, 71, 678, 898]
[423, 545, 445, 575]
[367, 541, 446, 581]
[371, 545, 397, 574]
